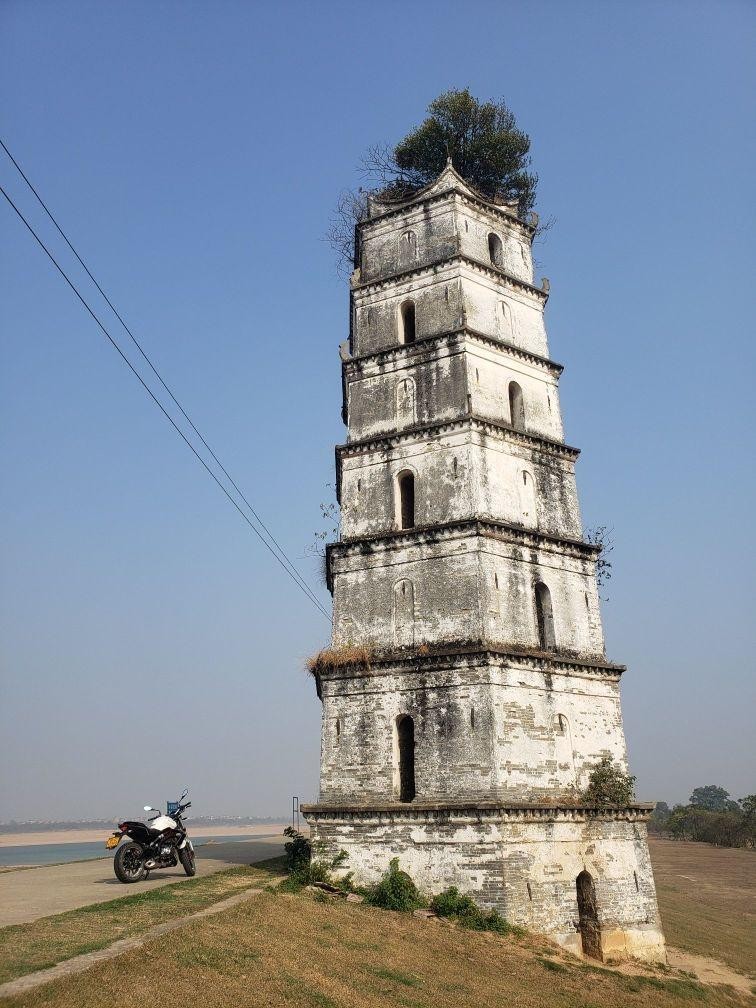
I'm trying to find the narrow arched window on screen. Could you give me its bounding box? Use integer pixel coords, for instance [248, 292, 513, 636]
[399, 300, 416, 344]
[400, 230, 418, 265]
[395, 377, 416, 426]
[397, 470, 415, 529]
[396, 715, 416, 802]
[488, 232, 503, 267]
[393, 579, 415, 646]
[534, 581, 556, 650]
[500, 300, 511, 335]
[508, 381, 525, 430]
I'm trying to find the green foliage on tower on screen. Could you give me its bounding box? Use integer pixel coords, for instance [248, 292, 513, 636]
[388, 89, 537, 215]
[581, 755, 637, 806]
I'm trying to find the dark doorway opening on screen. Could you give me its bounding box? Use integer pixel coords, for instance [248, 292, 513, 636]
[576, 870, 603, 961]
[397, 715, 416, 802]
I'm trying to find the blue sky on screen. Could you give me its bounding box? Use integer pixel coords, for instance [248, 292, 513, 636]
[1, 0, 754, 821]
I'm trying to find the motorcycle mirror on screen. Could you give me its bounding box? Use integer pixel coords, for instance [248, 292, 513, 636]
[180, 788, 188, 799]
[143, 805, 154, 812]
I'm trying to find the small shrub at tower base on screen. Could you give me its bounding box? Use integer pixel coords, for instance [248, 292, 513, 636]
[364, 858, 424, 912]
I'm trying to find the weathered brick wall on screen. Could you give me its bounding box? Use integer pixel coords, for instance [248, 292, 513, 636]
[455, 200, 534, 284]
[331, 532, 602, 655]
[359, 200, 458, 284]
[345, 338, 468, 440]
[318, 657, 624, 804]
[306, 808, 664, 961]
[338, 430, 581, 538]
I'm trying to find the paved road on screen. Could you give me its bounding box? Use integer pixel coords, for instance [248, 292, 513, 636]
[0, 834, 286, 927]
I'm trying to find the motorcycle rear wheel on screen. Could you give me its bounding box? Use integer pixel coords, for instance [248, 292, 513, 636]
[179, 845, 196, 877]
[114, 841, 147, 883]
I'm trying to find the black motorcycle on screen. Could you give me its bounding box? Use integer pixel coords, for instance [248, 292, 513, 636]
[106, 789, 196, 883]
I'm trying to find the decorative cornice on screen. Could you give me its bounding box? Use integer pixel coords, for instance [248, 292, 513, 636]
[343, 326, 563, 377]
[338, 414, 580, 464]
[352, 253, 546, 302]
[329, 517, 599, 563]
[315, 641, 624, 682]
[360, 184, 535, 239]
[301, 801, 652, 824]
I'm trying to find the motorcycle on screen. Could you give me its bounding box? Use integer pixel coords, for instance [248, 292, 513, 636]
[106, 789, 196, 883]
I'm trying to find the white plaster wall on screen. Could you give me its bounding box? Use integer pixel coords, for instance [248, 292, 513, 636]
[338, 435, 581, 539]
[461, 273, 548, 357]
[306, 812, 664, 962]
[352, 267, 464, 356]
[466, 346, 564, 440]
[360, 201, 458, 283]
[331, 536, 603, 656]
[455, 202, 533, 284]
[345, 345, 466, 441]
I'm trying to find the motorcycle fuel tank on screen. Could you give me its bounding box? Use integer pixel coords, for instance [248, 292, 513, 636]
[150, 815, 177, 831]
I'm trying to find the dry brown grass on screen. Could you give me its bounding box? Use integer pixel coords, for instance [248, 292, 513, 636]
[0, 859, 287, 986]
[306, 645, 373, 675]
[649, 836, 756, 978]
[1, 883, 750, 1008]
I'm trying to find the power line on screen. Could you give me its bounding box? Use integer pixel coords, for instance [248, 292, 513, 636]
[1, 183, 331, 621]
[0, 138, 328, 620]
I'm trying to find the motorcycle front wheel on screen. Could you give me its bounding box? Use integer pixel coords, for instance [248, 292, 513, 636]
[179, 845, 196, 877]
[114, 841, 147, 883]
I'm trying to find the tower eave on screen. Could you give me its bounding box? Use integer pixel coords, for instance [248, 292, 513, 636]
[328, 518, 600, 561]
[342, 326, 564, 377]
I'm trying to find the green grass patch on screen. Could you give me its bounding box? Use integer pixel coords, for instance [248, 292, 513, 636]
[620, 974, 707, 1000]
[537, 956, 571, 974]
[366, 965, 423, 987]
[0, 856, 287, 984]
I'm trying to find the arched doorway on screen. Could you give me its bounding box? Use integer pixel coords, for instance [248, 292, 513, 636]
[576, 870, 602, 960]
[396, 715, 416, 802]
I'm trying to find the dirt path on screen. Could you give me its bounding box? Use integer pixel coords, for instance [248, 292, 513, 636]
[0, 882, 275, 1000]
[667, 947, 753, 996]
[0, 835, 285, 926]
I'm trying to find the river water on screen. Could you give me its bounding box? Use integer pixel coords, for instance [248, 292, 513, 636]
[0, 833, 277, 867]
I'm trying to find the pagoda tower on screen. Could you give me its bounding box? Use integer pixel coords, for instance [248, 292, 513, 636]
[303, 163, 665, 962]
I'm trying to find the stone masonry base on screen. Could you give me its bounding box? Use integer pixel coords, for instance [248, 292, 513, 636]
[302, 802, 666, 964]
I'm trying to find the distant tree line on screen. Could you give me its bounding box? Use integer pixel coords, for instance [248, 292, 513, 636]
[649, 785, 755, 849]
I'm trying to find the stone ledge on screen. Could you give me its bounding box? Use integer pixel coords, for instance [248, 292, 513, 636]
[359, 184, 535, 238]
[315, 641, 624, 682]
[352, 253, 546, 301]
[337, 414, 580, 467]
[328, 517, 600, 562]
[301, 801, 654, 824]
[343, 326, 563, 376]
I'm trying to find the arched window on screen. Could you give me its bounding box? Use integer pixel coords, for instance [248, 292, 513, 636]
[488, 232, 503, 267]
[397, 470, 415, 529]
[396, 715, 416, 802]
[534, 581, 556, 650]
[393, 579, 415, 647]
[399, 300, 416, 344]
[519, 469, 536, 525]
[508, 381, 525, 430]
